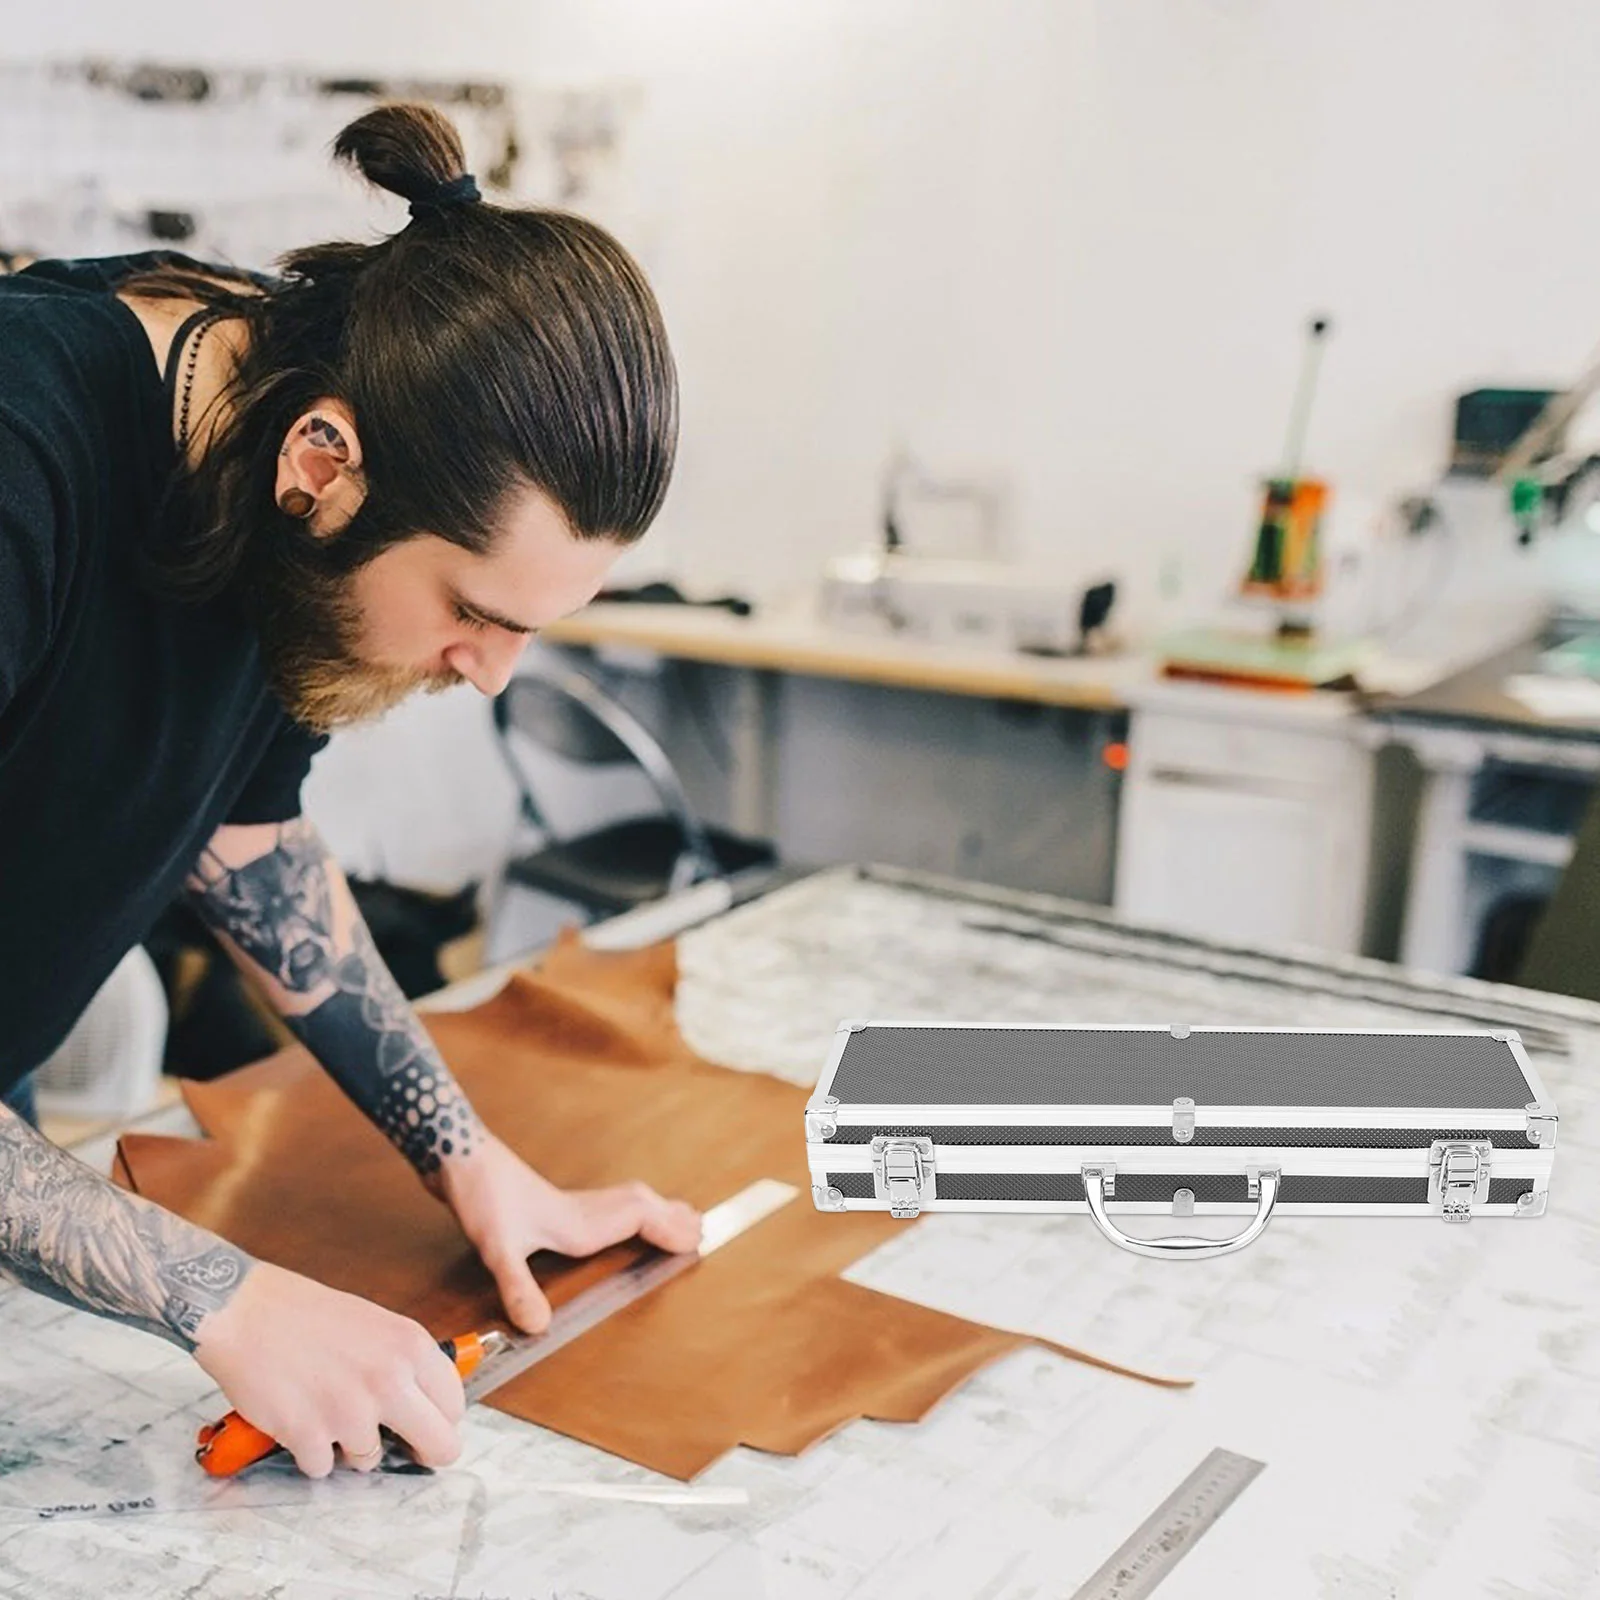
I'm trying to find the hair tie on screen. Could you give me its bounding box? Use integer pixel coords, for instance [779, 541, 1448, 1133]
[408, 172, 482, 217]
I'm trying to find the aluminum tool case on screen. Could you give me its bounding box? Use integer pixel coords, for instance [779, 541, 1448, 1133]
[805, 1022, 1558, 1259]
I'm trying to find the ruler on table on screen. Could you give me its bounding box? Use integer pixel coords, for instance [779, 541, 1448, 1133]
[1068, 1448, 1266, 1599]
[462, 1177, 797, 1405]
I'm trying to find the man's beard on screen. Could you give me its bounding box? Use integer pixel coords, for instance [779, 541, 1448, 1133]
[247, 525, 461, 733]
[277, 641, 461, 733]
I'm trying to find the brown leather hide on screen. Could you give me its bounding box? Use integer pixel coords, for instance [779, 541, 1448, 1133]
[116, 932, 1188, 1479]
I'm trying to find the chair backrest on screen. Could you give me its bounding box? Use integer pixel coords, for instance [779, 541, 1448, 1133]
[491, 663, 718, 886]
[495, 674, 636, 767]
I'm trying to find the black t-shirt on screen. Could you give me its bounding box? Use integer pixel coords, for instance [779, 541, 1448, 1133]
[0, 252, 327, 1089]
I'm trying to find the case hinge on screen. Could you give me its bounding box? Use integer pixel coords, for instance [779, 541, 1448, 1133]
[805, 1097, 841, 1142]
[1524, 1102, 1558, 1148]
[1428, 1140, 1491, 1222]
[1172, 1096, 1196, 1144]
[871, 1136, 935, 1218]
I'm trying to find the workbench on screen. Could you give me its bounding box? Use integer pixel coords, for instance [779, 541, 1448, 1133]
[542, 602, 1150, 711]
[538, 603, 1139, 907]
[1371, 629, 1600, 975]
[2, 865, 1596, 1598]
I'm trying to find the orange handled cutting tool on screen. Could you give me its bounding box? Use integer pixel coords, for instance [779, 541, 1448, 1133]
[194, 1330, 504, 1478]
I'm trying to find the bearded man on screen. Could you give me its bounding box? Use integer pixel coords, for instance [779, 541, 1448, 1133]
[0, 101, 699, 1479]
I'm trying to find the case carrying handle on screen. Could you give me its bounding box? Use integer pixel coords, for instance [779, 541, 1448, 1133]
[1080, 1165, 1281, 1260]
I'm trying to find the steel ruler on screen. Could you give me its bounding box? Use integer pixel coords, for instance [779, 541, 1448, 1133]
[1068, 1447, 1266, 1599]
[462, 1176, 798, 1403]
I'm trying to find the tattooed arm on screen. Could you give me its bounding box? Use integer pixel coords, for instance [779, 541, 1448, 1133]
[0, 1097, 466, 1474]
[184, 817, 483, 1185]
[0, 823, 473, 1469]
[184, 815, 702, 1336]
[0, 1099, 253, 1347]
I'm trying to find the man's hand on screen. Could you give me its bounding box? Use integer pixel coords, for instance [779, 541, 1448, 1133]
[0, 1101, 459, 1480]
[428, 1133, 702, 1334]
[193, 1260, 465, 1479]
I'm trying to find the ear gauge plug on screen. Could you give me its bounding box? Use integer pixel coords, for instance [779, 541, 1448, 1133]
[278, 487, 316, 518]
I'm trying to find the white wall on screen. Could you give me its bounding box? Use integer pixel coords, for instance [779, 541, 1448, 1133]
[19, 0, 1600, 617]
[15, 0, 1600, 880]
[626, 0, 1600, 622]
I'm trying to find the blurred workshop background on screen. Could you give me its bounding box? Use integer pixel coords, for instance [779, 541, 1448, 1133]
[14, 0, 1600, 1121]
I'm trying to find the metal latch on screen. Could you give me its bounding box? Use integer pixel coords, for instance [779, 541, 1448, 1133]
[1525, 1102, 1558, 1148]
[1172, 1097, 1196, 1143]
[1428, 1140, 1491, 1222]
[871, 1136, 935, 1218]
[805, 1097, 841, 1142]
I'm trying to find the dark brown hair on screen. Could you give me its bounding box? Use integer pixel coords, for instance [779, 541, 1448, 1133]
[128, 101, 678, 601]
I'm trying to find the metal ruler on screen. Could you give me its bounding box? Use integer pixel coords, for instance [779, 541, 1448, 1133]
[1068, 1448, 1266, 1599]
[463, 1177, 798, 1404]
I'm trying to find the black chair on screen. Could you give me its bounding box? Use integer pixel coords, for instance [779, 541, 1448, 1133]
[489, 664, 776, 927]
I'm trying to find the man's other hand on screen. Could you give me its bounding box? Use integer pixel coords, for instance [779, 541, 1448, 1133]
[428, 1132, 702, 1334]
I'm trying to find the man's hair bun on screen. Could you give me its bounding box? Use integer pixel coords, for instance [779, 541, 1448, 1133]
[331, 101, 469, 209]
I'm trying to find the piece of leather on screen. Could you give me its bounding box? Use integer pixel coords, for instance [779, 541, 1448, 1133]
[115, 931, 1189, 1480]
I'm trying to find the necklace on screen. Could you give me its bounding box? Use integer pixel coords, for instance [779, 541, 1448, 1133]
[176, 310, 219, 458]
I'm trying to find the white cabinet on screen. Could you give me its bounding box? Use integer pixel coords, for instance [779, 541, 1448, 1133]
[1114, 685, 1375, 954]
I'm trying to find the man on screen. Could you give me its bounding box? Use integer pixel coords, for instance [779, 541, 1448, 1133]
[0, 101, 699, 1479]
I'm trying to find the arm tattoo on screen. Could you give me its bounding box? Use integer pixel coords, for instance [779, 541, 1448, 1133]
[289, 917, 485, 1175]
[187, 822, 336, 992]
[187, 819, 483, 1179]
[0, 1104, 253, 1348]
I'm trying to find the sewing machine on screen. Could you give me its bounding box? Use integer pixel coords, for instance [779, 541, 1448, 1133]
[819, 551, 1116, 656]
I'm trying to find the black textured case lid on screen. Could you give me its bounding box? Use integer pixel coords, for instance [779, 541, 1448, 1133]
[828, 1026, 1533, 1111]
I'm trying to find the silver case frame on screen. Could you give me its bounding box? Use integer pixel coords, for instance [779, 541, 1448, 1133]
[804, 1021, 1557, 1219]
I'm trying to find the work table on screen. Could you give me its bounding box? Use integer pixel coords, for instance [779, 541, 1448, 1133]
[1372, 629, 1600, 740]
[1, 864, 1595, 1597]
[541, 596, 1530, 715]
[542, 600, 1153, 710]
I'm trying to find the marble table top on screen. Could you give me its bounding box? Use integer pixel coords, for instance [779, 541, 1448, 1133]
[1, 865, 1595, 1600]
